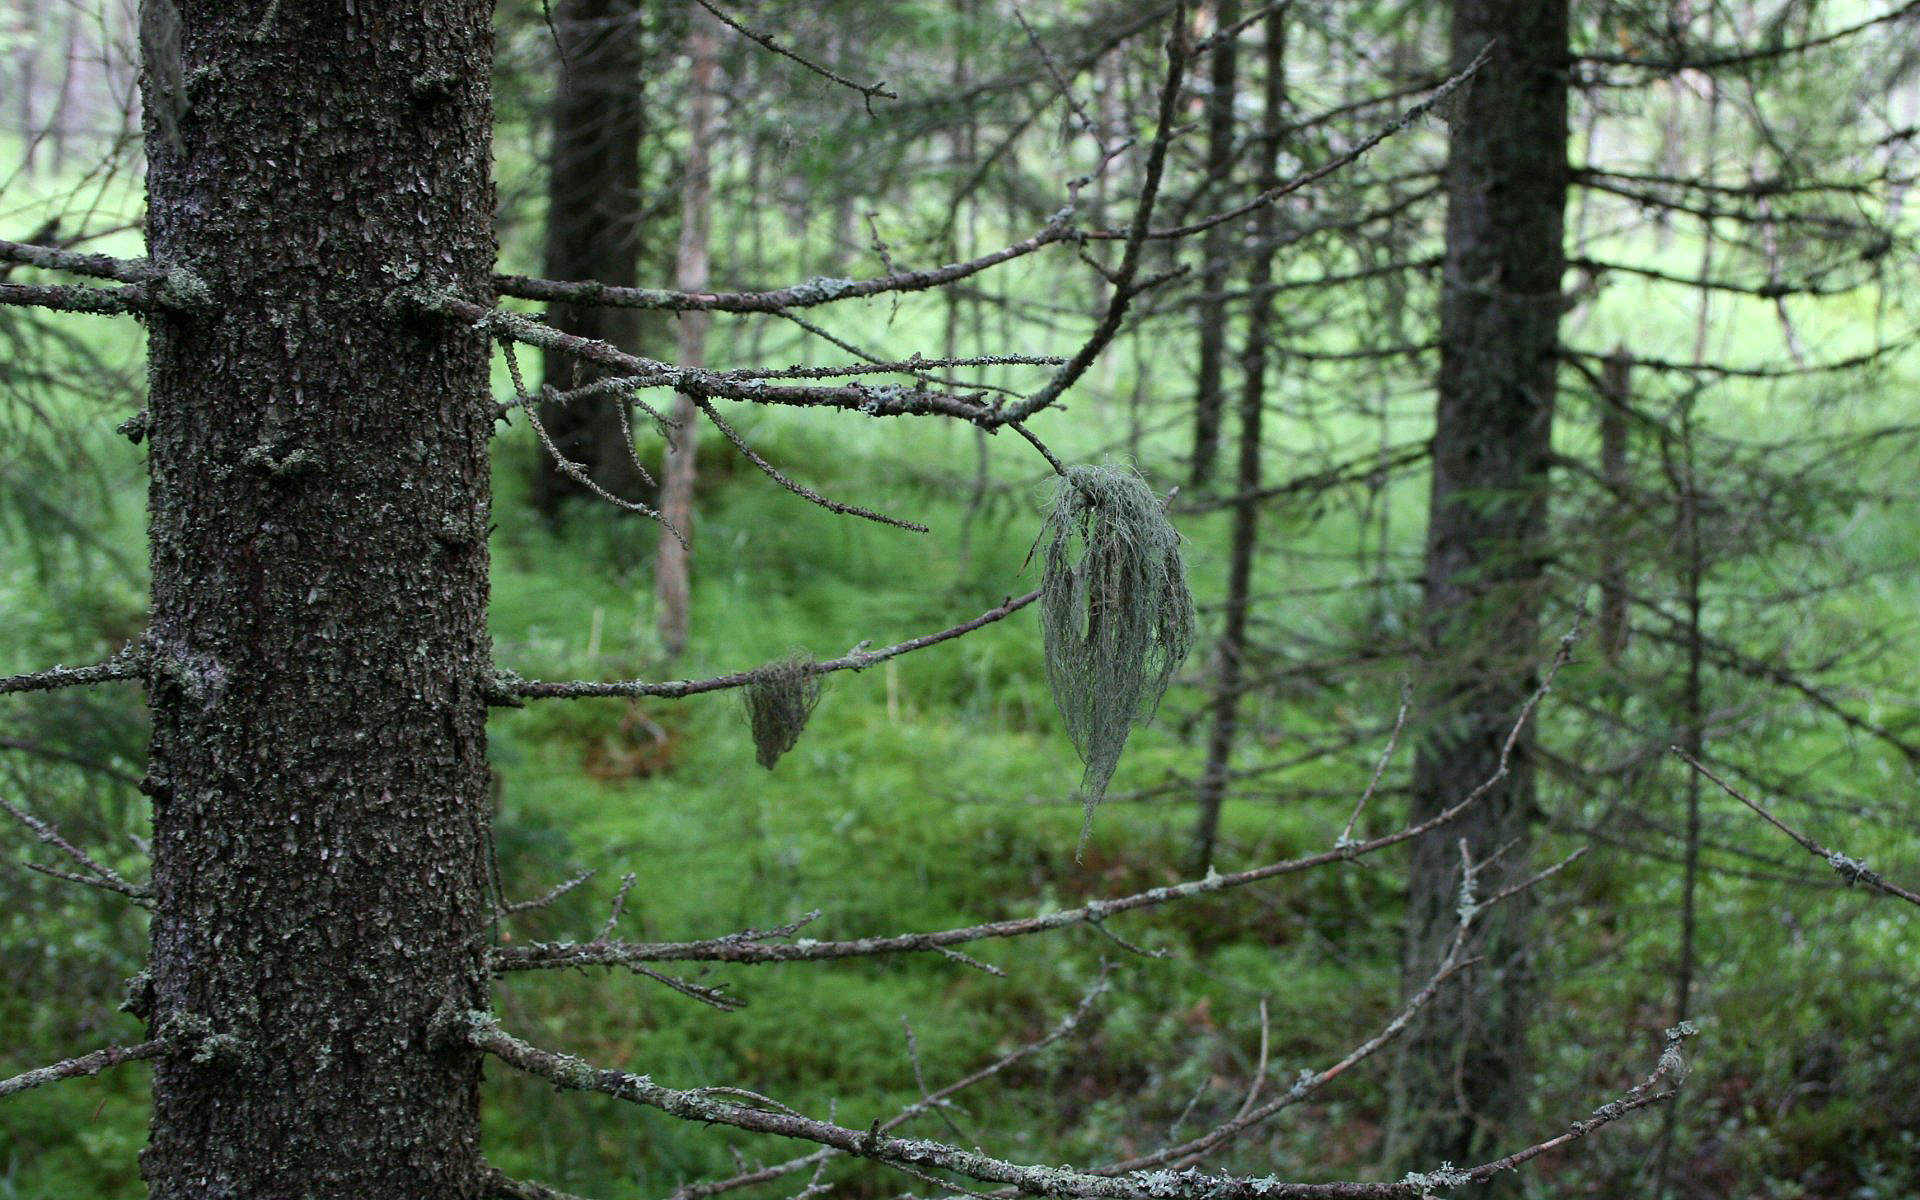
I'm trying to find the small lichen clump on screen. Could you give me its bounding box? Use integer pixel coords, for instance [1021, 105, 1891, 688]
[1038, 464, 1194, 852]
[744, 653, 823, 770]
[1398, 1162, 1470, 1193]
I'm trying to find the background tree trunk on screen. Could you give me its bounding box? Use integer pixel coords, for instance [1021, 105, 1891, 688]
[655, 3, 718, 661]
[1190, 6, 1281, 873]
[1388, 0, 1569, 1180]
[1597, 349, 1631, 665]
[139, 4, 496, 1196]
[530, 0, 660, 515]
[1187, 0, 1239, 489]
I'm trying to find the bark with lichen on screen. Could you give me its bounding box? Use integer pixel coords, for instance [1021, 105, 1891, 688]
[139, 3, 496, 1195]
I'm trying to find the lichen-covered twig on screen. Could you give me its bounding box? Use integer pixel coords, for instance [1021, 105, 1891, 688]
[496, 591, 1039, 703]
[0, 237, 210, 313]
[415, 292, 993, 424]
[1676, 749, 1920, 907]
[469, 977, 1680, 1200]
[497, 869, 597, 919]
[0, 642, 148, 695]
[489, 333, 687, 545]
[0, 236, 155, 282]
[0, 280, 156, 315]
[0, 1038, 165, 1101]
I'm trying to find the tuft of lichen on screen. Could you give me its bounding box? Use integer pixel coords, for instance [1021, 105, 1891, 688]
[1038, 464, 1194, 853]
[1398, 1162, 1470, 1192]
[744, 653, 823, 770]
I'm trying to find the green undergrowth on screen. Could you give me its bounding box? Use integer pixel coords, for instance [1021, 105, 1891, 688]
[471, 418, 1410, 1197]
[3, 227, 1920, 1198]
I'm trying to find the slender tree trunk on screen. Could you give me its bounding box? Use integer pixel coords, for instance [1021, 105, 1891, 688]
[655, 4, 718, 662]
[49, 17, 80, 173]
[1187, 0, 1239, 489]
[1388, 0, 1569, 1180]
[1651, 397, 1706, 1198]
[1598, 349, 1631, 665]
[139, 4, 496, 1197]
[1191, 7, 1282, 873]
[530, 0, 658, 515]
[1654, 56, 1719, 1164]
[951, 0, 992, 577]
[19, 0, 41, 175]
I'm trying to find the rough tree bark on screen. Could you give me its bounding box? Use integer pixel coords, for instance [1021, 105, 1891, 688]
[530, 0, 661, 515]
[139, 3, 496, 1196]
[1190, 7, 1281, 873]
[1388, 0, 1569, 1179]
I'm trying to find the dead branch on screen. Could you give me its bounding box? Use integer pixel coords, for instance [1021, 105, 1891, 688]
[496, 591, 1039, 703]
[0, 1038, 165, 1101]
[0, 643, 148, 695]
[1676, 749, 1920, 906]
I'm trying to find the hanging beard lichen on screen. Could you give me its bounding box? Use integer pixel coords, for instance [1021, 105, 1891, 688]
[1039, 464, 1195, 853]
[743, 653, 823, 770]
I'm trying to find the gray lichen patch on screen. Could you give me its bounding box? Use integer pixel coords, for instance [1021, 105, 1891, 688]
[743, 653, 823, 770]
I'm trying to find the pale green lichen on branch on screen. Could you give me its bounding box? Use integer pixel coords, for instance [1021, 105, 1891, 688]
[1038, 464, 1194, 855]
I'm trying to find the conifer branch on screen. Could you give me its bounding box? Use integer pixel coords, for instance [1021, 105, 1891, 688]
[0, 644, 148, 695]
[495, 591, 1039, 703]
[0, 1039, 165, 1101]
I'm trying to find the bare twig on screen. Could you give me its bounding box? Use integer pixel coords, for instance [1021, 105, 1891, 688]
[1338, 680, 1410, 846]
[0, 792, 150, 905]
[1578, 0, 1918, 74]
[694, 398, 929, 532]
[1106, 40, 1494, 244]
[693, 0, 895, 113]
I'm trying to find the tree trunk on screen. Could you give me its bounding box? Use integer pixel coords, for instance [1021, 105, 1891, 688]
[1597, 349, 1631, 665]
[1388, 0, 1569, 1179]
[655, 4, 719, 662]
[1190, 6, 1281, 874]
[530, 0, 660, 515]
[139, 4, 496, 1197]
[1187, 0, 1238, 489]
